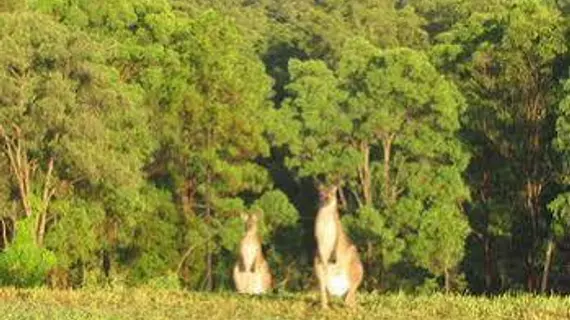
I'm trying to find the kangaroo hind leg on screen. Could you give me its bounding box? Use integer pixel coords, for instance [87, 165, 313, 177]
[344, 250, 363, 307]
[314, 256, 330, 309]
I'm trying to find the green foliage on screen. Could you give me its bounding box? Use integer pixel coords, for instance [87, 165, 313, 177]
[547, 193, 570, 239]
[1, 0, 570, 295]
[549, 77, 570, 239]
[251, 189, 299, 238]
[0, 10, 154, 187]
[44, 199, 104, 268]
[280, 58, 355, 182]
[411, 203, 470, 276]
[0, 218, 56, 287]
[341, 43, 467, 166]
[265, 0, 428, 63]
[281, 35, 470, 288]
[120, 186, 180, 285]
[429, 0, 568, 292]
[344, 206, 405, 270]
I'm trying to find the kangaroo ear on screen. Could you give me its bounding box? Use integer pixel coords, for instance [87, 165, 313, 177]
[330, 185, 338, 195]
[240, 212, 248, 222]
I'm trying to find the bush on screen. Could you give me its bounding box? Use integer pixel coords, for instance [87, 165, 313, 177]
[0, 218, 57, 287]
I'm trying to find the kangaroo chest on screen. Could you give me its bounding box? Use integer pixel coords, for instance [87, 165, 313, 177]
[241, 239, 259, 270]
[315, 210, 338, 262]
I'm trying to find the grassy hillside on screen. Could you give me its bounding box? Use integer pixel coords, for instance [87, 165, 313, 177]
[1, 288, 570, 319]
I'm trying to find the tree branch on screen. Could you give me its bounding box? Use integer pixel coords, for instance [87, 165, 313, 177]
[37, 157, 56, 247]
[0, 218, 8, 250]
[0, 124, 32, 217]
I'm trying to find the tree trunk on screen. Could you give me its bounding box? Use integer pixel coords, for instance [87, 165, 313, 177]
[525, 180, 543, 292]
[479, 170, 496, 293]
[1, 218, 7, 250]
[522, 91, 546, 293]
[483, 236, 493, 292]
[444, 267, 450, 293]
[338, 185, 348, 210]
[102, 249, 111, 280]
[360, 141, 372, 206]
[365, 240, 373, 290]
[206, 240, 213, 291]
[540, 238, 555, 293]
[205, 127, 213, 291]
[1, 126, 57, 248]
[36, 157, 55, 247]
[180, 179, 196, 216]
[0, 125, 33, 218]
[382, 134, 395, 205]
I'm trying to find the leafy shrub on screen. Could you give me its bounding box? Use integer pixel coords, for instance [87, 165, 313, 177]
[0, 218, 56, 287]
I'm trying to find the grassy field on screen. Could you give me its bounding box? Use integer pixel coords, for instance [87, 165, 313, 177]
[1, 288, 570, 320]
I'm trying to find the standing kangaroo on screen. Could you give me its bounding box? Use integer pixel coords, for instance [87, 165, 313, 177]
[314, 185, 363, 308]
[233, 212, 272, 294]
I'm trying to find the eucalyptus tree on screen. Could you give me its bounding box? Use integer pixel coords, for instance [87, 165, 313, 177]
[430, 0, 568, 292]
[279, 36, 470, 291]
[0, 10, 155, 285]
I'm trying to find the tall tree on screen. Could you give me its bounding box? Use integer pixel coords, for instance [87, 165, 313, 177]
[146, 11, 276, 289]
[0, 10, 155, 285]
[280, 37, 470, 291]
[431, 0, 568, 292]
[341, 39, 470, 291]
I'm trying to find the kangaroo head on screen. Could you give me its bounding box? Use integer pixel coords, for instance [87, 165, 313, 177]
[241, 210, 261, 232]
[318, 184, 338, 207]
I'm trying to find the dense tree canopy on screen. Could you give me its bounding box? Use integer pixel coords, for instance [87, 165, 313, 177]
[1, 0, 570, 295]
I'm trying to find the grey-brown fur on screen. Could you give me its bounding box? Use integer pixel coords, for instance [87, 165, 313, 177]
[314, 185, 364, 308]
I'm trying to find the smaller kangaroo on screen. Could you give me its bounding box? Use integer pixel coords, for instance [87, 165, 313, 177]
[314, 184, 363, 309]
[233, 211, 272, 294]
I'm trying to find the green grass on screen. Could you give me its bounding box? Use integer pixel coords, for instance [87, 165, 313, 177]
[1, 288, 570, 319]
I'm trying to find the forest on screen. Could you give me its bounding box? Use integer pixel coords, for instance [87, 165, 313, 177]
[2, 0, 570, 296]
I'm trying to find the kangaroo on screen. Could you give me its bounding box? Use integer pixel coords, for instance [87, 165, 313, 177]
[314, 184, 363, 308]
[233, 211, 272, 294]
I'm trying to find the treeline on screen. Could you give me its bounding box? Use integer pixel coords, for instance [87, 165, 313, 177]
[1, 0, 570, 294]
